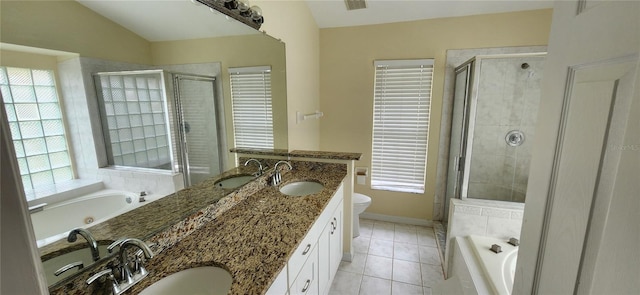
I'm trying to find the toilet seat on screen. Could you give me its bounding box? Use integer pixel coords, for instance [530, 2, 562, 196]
[353, 193, 371, 205]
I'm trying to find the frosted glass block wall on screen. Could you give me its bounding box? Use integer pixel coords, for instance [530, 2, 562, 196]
[95, 72, 171, 169]
[1, 67, 73, 194]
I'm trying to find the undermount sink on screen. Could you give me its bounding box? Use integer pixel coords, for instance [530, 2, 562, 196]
[214, 175, 254, 189]
[279, 181, 324, 196]
[140, 266, 232, 295]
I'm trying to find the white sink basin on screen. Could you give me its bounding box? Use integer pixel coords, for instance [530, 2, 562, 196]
[214, 175, 254, 189]
[140, 266, 232, 295]
[279, 181, 324, 196]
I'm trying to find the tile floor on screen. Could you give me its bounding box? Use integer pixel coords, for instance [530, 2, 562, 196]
[328, 219, 445, 295]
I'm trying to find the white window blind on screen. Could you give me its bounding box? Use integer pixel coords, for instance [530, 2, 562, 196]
[0, 66, 74, 193]
[229, 66, 273, 149]
[371, 59, 433, 194]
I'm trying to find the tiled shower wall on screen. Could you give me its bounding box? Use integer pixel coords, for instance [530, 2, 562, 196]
[467, 56, 545, 202]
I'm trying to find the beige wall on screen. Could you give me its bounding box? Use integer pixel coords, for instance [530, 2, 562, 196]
[0, 49, 62, 70]
[319, 9, 553, 220]
[0, 0, 151, 64]
[151, 34, 288, 167]
[254, 0, 321, 151]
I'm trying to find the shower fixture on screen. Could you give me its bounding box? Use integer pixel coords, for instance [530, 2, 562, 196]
[505, 130, 525, 147]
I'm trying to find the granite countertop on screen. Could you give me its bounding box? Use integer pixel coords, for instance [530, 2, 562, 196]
[127, 161, 347, 294]
[40, 166, 259, 259]
[231, 147, 362, 161]
[49, 160, 347, 295]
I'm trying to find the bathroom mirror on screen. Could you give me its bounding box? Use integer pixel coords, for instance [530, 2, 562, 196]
[0, 0, 287, 287]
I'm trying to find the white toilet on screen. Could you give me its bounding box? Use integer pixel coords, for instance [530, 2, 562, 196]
[352, 193, 372, 238]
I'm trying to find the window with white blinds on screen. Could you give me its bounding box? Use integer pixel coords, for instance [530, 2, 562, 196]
[229, 66, 273, 149]
[371, 59, 433, 194]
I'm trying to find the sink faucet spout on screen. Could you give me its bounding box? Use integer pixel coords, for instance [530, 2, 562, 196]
[244, 158, 264, 176]
[67, 228, 100, 261]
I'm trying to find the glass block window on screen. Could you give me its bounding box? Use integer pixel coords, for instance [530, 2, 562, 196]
[95, 73, 171, 169]
[0, 67, 74, 190]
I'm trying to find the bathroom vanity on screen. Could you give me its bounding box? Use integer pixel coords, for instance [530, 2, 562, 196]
[45, 159, 350, 294]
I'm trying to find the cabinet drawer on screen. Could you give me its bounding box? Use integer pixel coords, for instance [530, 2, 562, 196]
[288, 222, 321, 284]
[291, 243, 319, 295]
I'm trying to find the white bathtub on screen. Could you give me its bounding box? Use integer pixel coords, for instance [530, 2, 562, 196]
[30, 189, 153, 247]
[435, 235, 518, 295]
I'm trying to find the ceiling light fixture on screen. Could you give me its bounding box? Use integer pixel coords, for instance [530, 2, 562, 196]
[344, 0, 367, 11]
[194, 0, 263, 29]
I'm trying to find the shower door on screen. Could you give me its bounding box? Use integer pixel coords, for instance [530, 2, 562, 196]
[444, 60, 474, 220]
[446, 54, 546, 206]
[172, 74, 224, 186]
[463, 55, 545, 202]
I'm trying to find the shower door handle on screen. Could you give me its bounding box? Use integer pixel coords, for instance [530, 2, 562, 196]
[457, 156, 465, 172]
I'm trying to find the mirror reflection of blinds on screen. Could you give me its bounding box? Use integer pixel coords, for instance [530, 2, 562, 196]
[371, 59, 433, 194]
[229, 66, 273, 149]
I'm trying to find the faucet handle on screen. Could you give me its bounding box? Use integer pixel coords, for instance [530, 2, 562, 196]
[108, 238, 127, 253]
[54, 261, 84, 276]
[86, 269, 113, 285]
[87, 269, 121, 294]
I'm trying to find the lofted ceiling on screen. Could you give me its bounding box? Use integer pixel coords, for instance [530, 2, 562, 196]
[76, 0, 555, 41]
[304, 0, 554, 28]
[76, 0, 258, 42]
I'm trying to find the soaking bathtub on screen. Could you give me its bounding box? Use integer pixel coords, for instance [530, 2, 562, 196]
[30, 189, 152, 247]
[434, 235, 518, 295]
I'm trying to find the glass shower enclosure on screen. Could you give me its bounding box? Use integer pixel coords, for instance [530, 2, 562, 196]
[445, 53, 546, 215]
[93, 70, 225, 187]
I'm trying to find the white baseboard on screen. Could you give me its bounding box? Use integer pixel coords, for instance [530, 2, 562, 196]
[360, 212, 433, 227]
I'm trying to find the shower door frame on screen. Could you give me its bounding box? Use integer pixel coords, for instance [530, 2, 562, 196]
[456, 53, 547, 201]
[446, 60, 475, 210]
[171, 73, 225, 187]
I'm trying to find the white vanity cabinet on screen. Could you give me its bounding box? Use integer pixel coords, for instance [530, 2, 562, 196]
[266, 182, 344, 295]
[319, 200, 343, 294]
[267, 266, 289, 295]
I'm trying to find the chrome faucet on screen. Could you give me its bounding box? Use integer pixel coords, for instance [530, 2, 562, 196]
[67, 228, 100, 262]
[271, 161, 292, 186]
[244, 158, 264, 176]
[118, 238, 154, 285]
[87, 238, 154, 295]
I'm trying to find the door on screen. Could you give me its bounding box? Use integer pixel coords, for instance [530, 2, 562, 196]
[515, 1, 639, 294]
[173, 74, 224, 186]
[444, 62, 472, 220]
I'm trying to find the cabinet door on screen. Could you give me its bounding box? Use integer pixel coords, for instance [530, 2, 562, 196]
[329, 201, 344, 283]
[318, 222, 331, 294]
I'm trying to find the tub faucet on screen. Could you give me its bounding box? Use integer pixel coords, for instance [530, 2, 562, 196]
[68, 228, 100, 262]
[244, 158, 264, 176]
[271, 161, 292, 186]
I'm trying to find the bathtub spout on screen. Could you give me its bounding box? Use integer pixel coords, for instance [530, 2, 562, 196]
[67, 228, 100, 261]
